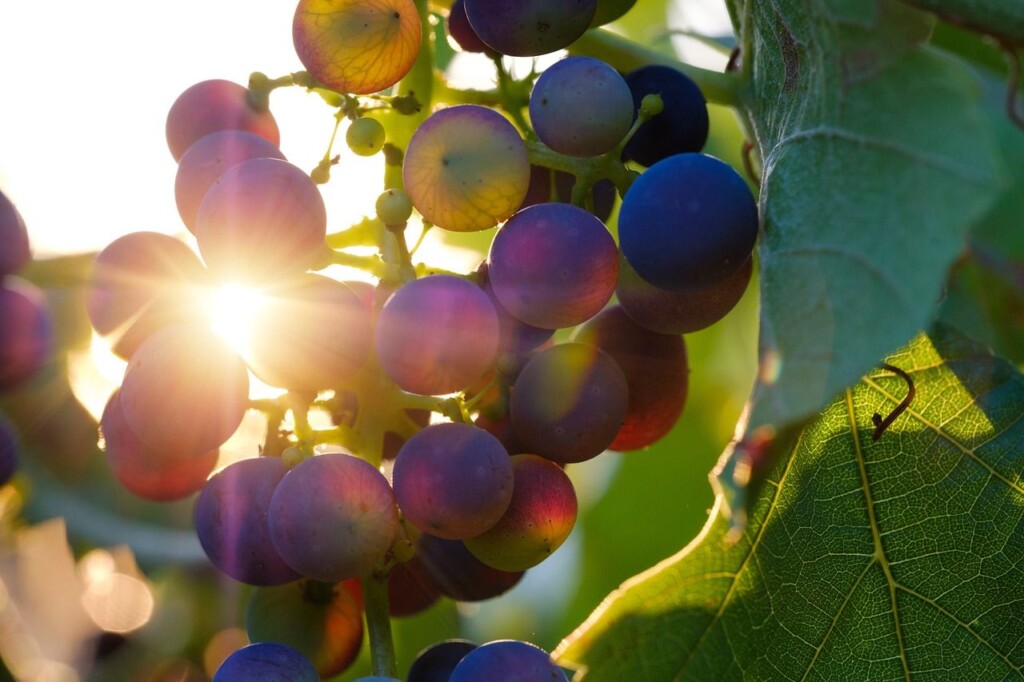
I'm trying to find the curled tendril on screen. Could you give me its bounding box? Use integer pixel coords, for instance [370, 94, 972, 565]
[871, 363, 915, 441]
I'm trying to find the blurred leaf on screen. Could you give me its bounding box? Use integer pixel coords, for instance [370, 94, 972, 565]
[556, 325, 1024, 679]
[900, 0, 1024, 44]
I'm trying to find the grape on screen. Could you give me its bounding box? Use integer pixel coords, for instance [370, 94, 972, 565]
[449, 639, 567, 682]
[464, 455, 577, 571]
[393, 422, 513, 539]
[0, 412, 20, 486]
[488, 203, 619, 329]
[101, 390, 218, 502]
[463, 0, 596, 57]
[212, 642, 318, 682]
[194, 456, 301, 585]
[175, 130, 286, 234]
[477, 263, 554, 365]
[623, 65, 710, 167]
[510, 342, 629, 464]
[0, 276, 53, 390]
[375, 188, 414, 226]
[0, 190, 30, 277]
[574, 305, 688, 451]
[446, 0, 496, 56]
[388, 555, 441, 617]
[268, 453, 399, 582]
[375, 275, 499, 395]
[293, 0, 422, 95]
[591, 0, 638, 26]
[618, 153, 758, 291]
[346, 117, 387, 156]
[518, 165, 616, 223]
[246, 579, 363, 677]
[120, 325, 249, 456]
[195, 157, 327, 282]
[403, 105, 529, 232]
[617, 253, 753, 334]
[165, 79, 280, 162]
[408, 639, 478, 682]
[85, 231, 207, 355]
[529, 57, 634, 157]
[416, 533, 523, 602]
[246, 274, 373, 392]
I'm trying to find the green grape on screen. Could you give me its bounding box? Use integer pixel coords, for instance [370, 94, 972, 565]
[375, 188, 413, 225]
[347, 117, 386, 157]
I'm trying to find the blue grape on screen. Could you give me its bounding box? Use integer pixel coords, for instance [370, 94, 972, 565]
[212, 642, 318, 682]
[463, 0, 596, 57]
[529, 57, 634, 157]
[416, 533, 523, 602]
[0, 190, 30, 277]
[0, 276, 53, 390]
[446, 0, 496, 55]
[449, 639, 567, 682]
[618, 153, 758, 291]
[408, 639, 478, 682]
[623, 65, 709, 167]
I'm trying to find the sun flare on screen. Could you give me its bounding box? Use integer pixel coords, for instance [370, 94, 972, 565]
[209, 284, 268, 356]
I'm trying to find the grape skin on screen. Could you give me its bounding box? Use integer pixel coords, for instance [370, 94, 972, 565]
[623, 65, 710, 167]
[0, 190, 30, 277]
[212, 642, 319, 682]
[416, 533, 523, 602]
[165, 79, 279, 162]
[463, 0, 596, 57]
[0, 277, 53, 391]
[407, 639, 478, 682]
[448, 639, 568, 682]
[393, 422, 514, 540]
[194, 456, 301, 586]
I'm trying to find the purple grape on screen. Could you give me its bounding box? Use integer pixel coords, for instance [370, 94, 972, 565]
[165, 79, 279, 162]
[212, 642, 318, 682]
[393, 422, 513, 540]
[102, 390, 218, 502]
[247, 274, 373, 392]
[510, 342, 629, 464]
[0, 412, 20, 486]
[0, 276, 53, 391]
[0, 190, 30, 277]
[195, 157, 327, 283]
[530, 57, 634, 157]
[446, 0, 496, 55]
[408, 639, 478, 682]
[175, 130, 285, 234]
[375, 275, 500, 395]
[449, 640, 567, 682]
[519, 166, 616, 223]
[194, 456, 301, 586]
[268, 453, 399, 582]
[617, 253, 753, 334]
[618, 153, 758, 291]
[477, 263, 554, 367]
[623, 65, 709, 167]
[573, 305, 688, 451]
[591, 0, 637, 26]
[416, 533, 523, 602]
[388, 555, 441, 617]
[488, 203, 618, 329]
[463, 0, 596, 57]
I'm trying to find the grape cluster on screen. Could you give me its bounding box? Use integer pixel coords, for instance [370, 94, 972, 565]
[82, 0, 759, 678]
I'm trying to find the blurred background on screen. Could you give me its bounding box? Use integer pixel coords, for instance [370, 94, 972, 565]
[0, 1, 758, 679]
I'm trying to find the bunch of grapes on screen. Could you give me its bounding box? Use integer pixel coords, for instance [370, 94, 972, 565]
[82, 0, 759, 678]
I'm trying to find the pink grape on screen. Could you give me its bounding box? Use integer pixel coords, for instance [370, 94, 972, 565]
[165, 79, 280, 162]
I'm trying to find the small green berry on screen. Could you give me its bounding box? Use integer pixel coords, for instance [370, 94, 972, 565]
[346, 117, 386, 157]
[376, 188, 413, 226]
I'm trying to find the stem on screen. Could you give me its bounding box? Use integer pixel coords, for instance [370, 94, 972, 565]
[362, 569, 398, 677]
[567, 29, 742, 107]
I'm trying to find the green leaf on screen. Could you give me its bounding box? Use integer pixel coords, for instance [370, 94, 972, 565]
[555, 325, 1024, 680]
[900, 0, 1024, 45]
[719, 0, 1005, 518]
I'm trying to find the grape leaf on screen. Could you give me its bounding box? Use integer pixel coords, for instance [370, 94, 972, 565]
[555, 325, 1024, 680]
[900, 0, 1024, 44]
[718, 0, 1005, 520]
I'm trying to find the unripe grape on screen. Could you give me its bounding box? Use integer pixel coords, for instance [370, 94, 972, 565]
[347, 117, 386, 156]
[376, 188, 413, 225]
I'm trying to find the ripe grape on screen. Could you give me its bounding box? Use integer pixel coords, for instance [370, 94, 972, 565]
[194, 456, 301, 585]
[293, 0, 422, 95]
[488, 203, 619, 329]
[246, 274, 373, 392]
[0, 277, 53, 390]
[393, 422, 513, 539]
[510, 343, 629, 464]
[268, 453, 399, 582]
[623, 65, 709, 167]
[448, 639, 567, 682]
[0, 190, 30, 277]
[446, 0, 496, 55]
[195, 157, 327, 282]
[119, 325, 249, 456]
[617, 253, 753, 335]
[403, 105, 529, 232]
[618, 153, 758, 291]
[375, 275, 499, 395]
[464, 455, 577, 571]
[101, 390, 218, 502]
[574, 306, 688, 451]
[174, 130, 286, 234]
[246, 579, 363, 677]
[165, 79, 280, 162]
[388, 555, 441, 617]
[529, 57, 634, 157]
[408, 639, 478, 682]
[416, 533, 523, 602]
[463, 0, 596, 57]
[591, 0, 638, 26]
[212, 642, 318, 682]
[0, 412, 20, 486]
[477, 263, 554, 364]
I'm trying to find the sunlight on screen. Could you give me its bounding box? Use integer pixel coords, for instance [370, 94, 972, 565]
[208, 284, 268, 356]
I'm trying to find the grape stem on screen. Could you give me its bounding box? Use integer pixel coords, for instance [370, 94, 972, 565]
[362, 568, 399, 677]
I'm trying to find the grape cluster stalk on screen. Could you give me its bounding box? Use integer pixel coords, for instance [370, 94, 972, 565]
[67, 0, 760, 678]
